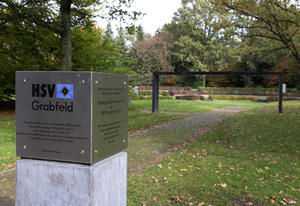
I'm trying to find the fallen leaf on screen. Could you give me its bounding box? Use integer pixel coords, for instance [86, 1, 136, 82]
[157, 164, 163, 169]
[281, 198, 297, 205]
[256, 168, 264, 173]
[153, 197, 158, 201]
[171, 195, 184, 203]
[220, 183, 227, 188]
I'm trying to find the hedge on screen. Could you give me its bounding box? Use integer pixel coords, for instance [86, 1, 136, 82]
[210, 95, 259, 101]
[138, 90, 169, 96]
[132, 96, 175, 100]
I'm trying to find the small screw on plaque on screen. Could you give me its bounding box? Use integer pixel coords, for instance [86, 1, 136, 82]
[94, 150, 98, 153]
[23, 79, 26, 83]
[80, 150, 85, 154]
[123, 140, 126, 143]
[123, 81, 127, 85]
[81, 80, 85, 84]
[23, 145, 27, 149]
[95, 80, 99, 84]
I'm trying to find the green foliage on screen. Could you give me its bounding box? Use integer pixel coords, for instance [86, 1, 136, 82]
[0, 0, 139, 98]
[0, 21, 137, 99]
[165, 0, 241, 73]
[136, 25, 145, 41]
[72, 26, 136, 73]
[128, 87, 136, 98]
[213, 0, 300, 63]
[198, 87, 300, 94]
[0, 19, 60, 101]
[132, 96, 174, 100]
[138, 90, 169, 96]
[210, 95, 258, 102]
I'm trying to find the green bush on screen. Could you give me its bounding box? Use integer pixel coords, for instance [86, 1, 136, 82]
[138, 90, 169, 96]
[132, 96, 174, 100]
[128, 88, 136, 97]
[198, 87, 300, 93]
[176, 95, 204, 100]
[138, 90, 151, 96]
[210, 95, 258, 101]
[161, 91, 169, 96]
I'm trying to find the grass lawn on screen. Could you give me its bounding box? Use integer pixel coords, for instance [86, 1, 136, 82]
[0, 111, 17, 172]
[127, 101, 300, 206]
[131, 99, 263, 113]
[0, 100, 262, 172]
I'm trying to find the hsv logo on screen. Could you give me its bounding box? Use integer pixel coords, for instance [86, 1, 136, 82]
[57, 84, 73, 99]
[32, 84, 74, 99]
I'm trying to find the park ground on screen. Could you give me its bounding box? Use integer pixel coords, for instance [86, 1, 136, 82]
[0, 100, 299, 205]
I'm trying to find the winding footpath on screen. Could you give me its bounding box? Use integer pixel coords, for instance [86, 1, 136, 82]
[0, 106, 245, 206]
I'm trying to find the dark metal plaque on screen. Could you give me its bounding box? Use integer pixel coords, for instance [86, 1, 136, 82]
[16, 71, 128, 164]
[16, 72, 92, 163]
[91, 73, 128, 163]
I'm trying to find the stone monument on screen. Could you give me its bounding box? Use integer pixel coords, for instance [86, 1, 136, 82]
[15, 71, 128, 206]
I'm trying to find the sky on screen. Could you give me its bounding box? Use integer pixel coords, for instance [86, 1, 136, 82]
[97, 0, 182, 36]
[131, 0, 182, 35]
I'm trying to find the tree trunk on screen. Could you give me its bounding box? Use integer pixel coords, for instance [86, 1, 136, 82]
[60, 0, 72, 71]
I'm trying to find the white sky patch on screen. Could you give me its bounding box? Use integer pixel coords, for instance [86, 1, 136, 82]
[97, 0, 182, 36]
[132, 0, 181, 35]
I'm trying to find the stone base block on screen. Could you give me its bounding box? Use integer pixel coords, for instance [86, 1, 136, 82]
[15, 152, 127, 206]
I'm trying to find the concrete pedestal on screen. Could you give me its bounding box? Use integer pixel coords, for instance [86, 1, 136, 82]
[15, 152, 127, 206]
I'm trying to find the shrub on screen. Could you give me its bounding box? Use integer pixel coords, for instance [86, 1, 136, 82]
[176, 95, 204, 100]
[161, 91, 169, 96]
[132, 96, 174, 101]
[128, 88, 136, 97]
[138, 90, 169, 96]
[210, 95, 258, 101]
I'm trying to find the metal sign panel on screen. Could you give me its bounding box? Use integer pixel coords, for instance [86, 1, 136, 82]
[91, 73, 128, 163]
[16, 71, 128, 164]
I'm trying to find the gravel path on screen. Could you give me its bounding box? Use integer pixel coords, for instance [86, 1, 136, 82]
[0, 106, 245, 206]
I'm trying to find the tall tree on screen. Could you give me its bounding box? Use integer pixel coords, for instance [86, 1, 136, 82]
[72, 26, 136, 74]
[132, 32, 174, 85]
[0, 0, 139, 71]
[212, 0, 300, 63]
[163, 0, 241, 86]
